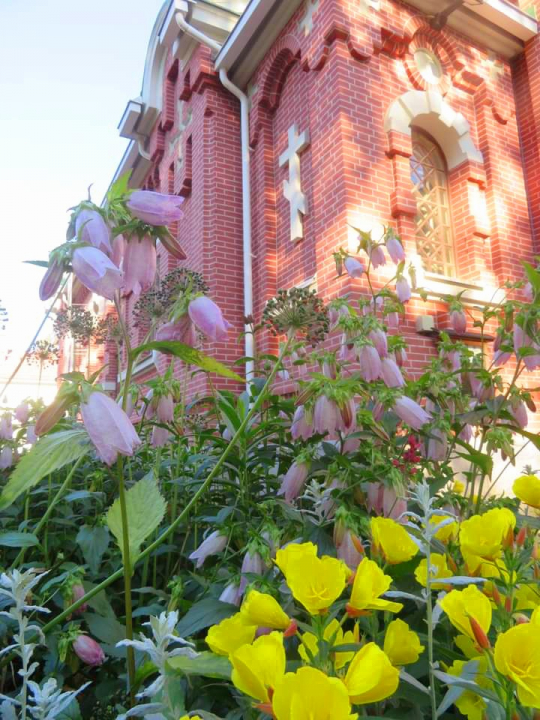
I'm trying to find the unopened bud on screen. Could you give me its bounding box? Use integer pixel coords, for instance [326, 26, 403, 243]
[491, 585, 503, 607]
[469, 616, 490, 650]
[505, 595, 513, 613]
[503, 525, 514, 550]
[514, 613, 530, 625]
[351, 534, 364, 554]
[516, 526, 527, 547]
[284, 619, 298, 638]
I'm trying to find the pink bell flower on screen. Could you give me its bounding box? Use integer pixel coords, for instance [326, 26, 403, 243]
[155, 316, 193, 345]
[151, 426, 172, 448]
[239, 550, 265, 594]
[336, 529, 363, 570]
[75, 209, 112, 255]
[188, 296, 231, 342]
[524, 281, 534, 302]
[72, 247, 123, 301]
[459, 424, 473, 443]
[386, 235, 405, 264]
[122, 237, 156, 297]
[381, 356, 405, 388]
[189, 530, 227, 568]
[70, 584, 89, 616]
[0, 414, 13, 440]
[450, 309, 467, 334]
[313, 395, 340, 436]
[396, 277, 412, 303]
[26, 425, 37, 445]
[344, 257, 364, 279]
[156, 394, 174, 423]
[338, 398, 357, 433]
[369, 245, 386, 268]
[127, 190, 184, 226]
[510, 399, 528, 429]
[111, 234, 126, 267]
[426, 429, 448, 461]
[0, 447, 13, 470]
[219, 582, 241, 606]
[367, 482, 407, 520]
[73, 635, 105, 667]
[278, 461, 309, 503]
[39, 259, 64, 301]
[512, 323, 540, 368]
[14, 403, 30, 424]
[322, 361, 336, 379]
[81, 391, 141, 466]
[369, 329, 388, 357]
[291, 406, 313, 441]
[393, 396, 431, 429]
[342, 435, 360, 454]
[386, 312, 399, 329]
[395, 347, 407, 367]
[493, 350, 511, 367]
[357, 345, 382, 382]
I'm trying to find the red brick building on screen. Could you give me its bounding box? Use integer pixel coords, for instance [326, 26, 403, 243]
[65, 0, 540, 446]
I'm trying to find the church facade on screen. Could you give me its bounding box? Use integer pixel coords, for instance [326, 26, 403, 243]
[72, 0, 540, 426]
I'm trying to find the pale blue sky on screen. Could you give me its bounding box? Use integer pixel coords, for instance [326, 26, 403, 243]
[0, 0, 166, 364]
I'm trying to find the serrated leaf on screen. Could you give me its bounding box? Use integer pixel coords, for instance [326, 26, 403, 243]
[0, 532, 39, 548]
[523, 261, 540, 293]
[167, 651, 231, 680]
[106, 476, 166, 564]
[76, 525, 110, 575]
[0, 429, 90, 509]
[131, 341, 244, 382]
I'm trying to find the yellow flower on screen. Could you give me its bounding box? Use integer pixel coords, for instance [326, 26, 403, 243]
[344, 643, 399, 704]
[285, 554, 348, 615]
[240, 590, 290, 630]
[371, 517, 418, 565]
[516, 583, 540, 611]
[272, 666, 358, 720]
[205, 613, 256, 657]
[439, 585, 492, 641]
[459, 508, 516, 573]
[448, 657, 490, 720]
[179, 716, 203, 720]
[453, 479, 466, 495]
[532, 606, 540, 625]
[348, 558, 403, 615]
[275, 542, 317, 576]
[298, 619, 359, 670]
[383, 619, 424, 666]
[230, 631, 286, 703]
[414, 553, 452, 590]
[494, 623, 540, 708]
[430, 516, 459, 544]
[513, 474, 540, 509]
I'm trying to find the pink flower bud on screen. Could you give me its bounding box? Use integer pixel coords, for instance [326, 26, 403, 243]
[322, 360, 336, 379]
[219, 582, 241, 606]
[386, 312, 399, 329]
[425, 429, 448, 461]
[369, 329, 388, 358]
[188, 296, 231, 342]
[14, 403, 30, 424]
[189, 530, 227, 568]
[126, 190, 184, 226]
[510, 399, 528, 429]
[369, 245, 386, 268]
[278, 462, 309, 503]
[39, 259, 64, 301]
[159, 233, 187, 260]
[337, 529, 364, 570]
[396, 277, 412, 303]
[338, 398, 357, 433]
[81, 392, 141, 466]
[381, 356, 405, 388]
[291, 406, 313, 441]
[156, 394, 174, 423]
[357, 345, 382, 382]
[151, 425, 172, 448]
[35, 396, 72, 436]
[122, 237, 156, 297]
[450, 310, 467, 334]
[524, 282, 534, 302]
[386, 236, 405, 264]
[367, 483, 406, 520]
[344, 257, 364, 279]
[395, 347, 407, 367]
[70, 583, 88, 616]
[155, 316, 193, 344]
[239, 550, 265, 594]
[393, 396, 431, 430]
[0, 414, 13, 440]
[75, 209, 112, 255]
[26, 425, 37, 445]
[0, 447, 13, 470]
[459, 424, 473, 443]
[73, 635, 105, 667]
[313, 395, 340, 437]
[72, 247, 123, 301]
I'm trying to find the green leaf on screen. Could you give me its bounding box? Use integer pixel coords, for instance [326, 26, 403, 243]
[76, 525, 110, 575]
[455, 442, 493, 477]
[107, 171, 132, 203]
[130, 341, 244, 382]
[0, 532, 39, 548]
[523, 261, 540, 294]
[176, 598, 236, 637]
[168, 651, 232, 680]
[23, 260, 49, 268]
[0, 428, 91, 509]
[86, 613, 127, 659]
[106, 476, 166, 564]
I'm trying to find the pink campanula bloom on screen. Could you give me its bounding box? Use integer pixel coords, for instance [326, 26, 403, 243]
[188, 296, 231, 342]
[459, 424, 473, 443]
[0, 414, 13, 440]
[72, 247, 123, 301]
[386, 312, 399, 329]
[510, 399, 528, 429]
[219, 582, 242, 606]
[395, 347, 407, 367]
[155, 316, 193, 345]
[369, 245, 386, 268]
[81, 391, 141, 466]
[291, 405, 313, 441]
[524, 281, 534, 302]
[151, 426, 172, 448]
[313, 395, 340, 437]
[367, 482, 407, 521]
[369, 329, 388, 357]
[396, 277, 412, 303]
[239, 550, 264, 594]
[426, 429, 448, 462]
[111, 234, 126, 267]
[493, 350, 511, 367]
[156, 394, 174, 423]
[278, 461, 309, 503]
[512, 323, 540, 368]
[39, 259, 64, 301]
[26, 425, 37, 445]
[70, 584, 89, 616]
[73, 635, 105, 667]
[122, 237, 156, 297]
[357, 345, 382, 382]
[344, 256, 365, 279]
[381, 356, 405, 388]
[14, 402, 30, 424]
[386, 235, 405, 264]
[450, 309, 467, 335]
[127, 190, 184, 226]
[336, 529, 363, 570]
[0, 447, 13, 470]
[75, 209, 112, 255]
[393, 396, 431, 429]
[189, 530, 227, 568]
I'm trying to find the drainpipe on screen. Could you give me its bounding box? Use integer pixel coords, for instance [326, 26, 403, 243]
[175, 8, 255, 385]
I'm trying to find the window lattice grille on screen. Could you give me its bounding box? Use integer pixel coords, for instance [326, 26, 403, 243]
[410, 131, 456, 277]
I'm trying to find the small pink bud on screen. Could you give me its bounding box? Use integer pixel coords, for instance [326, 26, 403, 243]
[70, 584, 88, 616]
[73, 635, 105, 666]
[151, 425, 172, 448]
[450, 310, 467, 334]
[219, 582, 241, 606]
[278, 462, 309, 503]
[239, 550, 265, 594]
[337, 529, 364, 570]
[155, 316, 193, 344]
[39, 259, 64, 301]
[369, 329, 388, 358]
[0, 447, 13, 470]
[26, 425, 37, 445]
[386, 312, 400, 329]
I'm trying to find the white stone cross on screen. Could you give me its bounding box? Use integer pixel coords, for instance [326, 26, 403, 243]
[299, 0, 319, 36]
[279, 124, 310, 243]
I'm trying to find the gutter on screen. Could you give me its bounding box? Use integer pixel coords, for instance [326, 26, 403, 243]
[175, 5, 255, 386]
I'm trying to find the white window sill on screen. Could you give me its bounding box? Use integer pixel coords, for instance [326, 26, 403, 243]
[415, 273, 504, 306]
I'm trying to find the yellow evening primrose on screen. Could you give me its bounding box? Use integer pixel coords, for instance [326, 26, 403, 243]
[532, 606, 540, 625]
[179, 716, 203, 720]
[240, 589, 290, 630]
[344, 642, 400, 704]
[448, 657, 490, 720]
[285, 554, 348, 615]
[414, 553, 452, 590]
[205, 613, 257, 657]
[430, 515, 459, 544]
[513, 474, 540, 510]
[453, 479, 466, 495]
[439, 585, 492, 641]
[516, 583, 540, 611]
[459, 508, 516, 573]
[298, 619, 359, 670]
[494, 623, 540, 708]
[371, 517, 418, 565]
[272, 666, 358, 720]
[275, 541, 317, 576]
[230, 631, 286, 703]
[383, 619, 424, 666]
[347, 558, 403, 616]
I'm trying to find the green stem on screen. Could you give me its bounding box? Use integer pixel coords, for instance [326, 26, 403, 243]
[117, 457, 136, 704]
[13, 457, 85, 568]
[425, 525, 438, 720]
[40, 334, 293, 635]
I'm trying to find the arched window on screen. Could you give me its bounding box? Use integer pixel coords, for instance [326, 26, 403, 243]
[410, 129, 456, 277]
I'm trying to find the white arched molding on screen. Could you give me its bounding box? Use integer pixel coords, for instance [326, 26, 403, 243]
[140, 1, 172, 114]
[384, 90, 483, 170]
